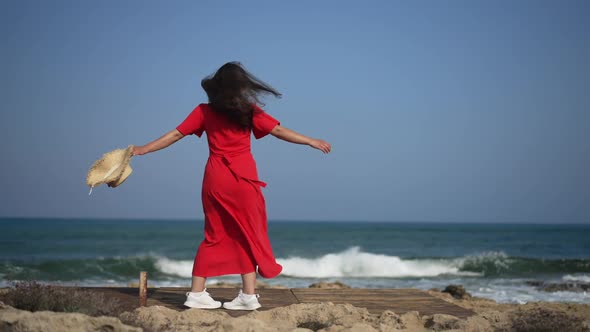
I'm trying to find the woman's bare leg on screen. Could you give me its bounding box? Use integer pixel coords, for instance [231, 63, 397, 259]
[191, 276, 206, 292]
[241, 272, 256, 295]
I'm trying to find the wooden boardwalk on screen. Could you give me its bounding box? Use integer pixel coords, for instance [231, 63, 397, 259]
[86, 287, 474, 319]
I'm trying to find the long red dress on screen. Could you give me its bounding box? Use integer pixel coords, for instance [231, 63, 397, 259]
[176, 103, 283, 279]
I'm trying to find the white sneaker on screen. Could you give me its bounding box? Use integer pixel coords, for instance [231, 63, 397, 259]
[223, 289, 261, 310]
[183, 288, 222, 309]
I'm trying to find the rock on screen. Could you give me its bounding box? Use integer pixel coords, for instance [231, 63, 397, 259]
[525, 280, 543, 288]
[119, 302, 381, 332]
[543, 283, 590, 292]
[442, 285, 471, 299]
[378, 310, 404, 329]
[217, 317, 278, 332]
[308, 281, 351, 289]
[423, 313, 464, 331]
[509, 307, 589, 332]
[526, 281, 590, 293]
[251, 302, 375, 329]
[479, 310, 509, 326]
[398, 311, 424, 330]
[461, 315, 495, 332]
[121, 303, 375, 332]
[0, 304, 140, 332]
[120, 305, 231, 332]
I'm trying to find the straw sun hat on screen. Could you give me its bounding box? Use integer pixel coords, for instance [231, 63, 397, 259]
[86, 145, 134, 195]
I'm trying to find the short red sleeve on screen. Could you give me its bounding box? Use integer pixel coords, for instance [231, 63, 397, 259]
[176, 104, 205, 137]
[252, 104, 280, 139]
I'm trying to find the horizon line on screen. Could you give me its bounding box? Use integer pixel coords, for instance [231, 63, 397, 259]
[0, 216, 588, 225]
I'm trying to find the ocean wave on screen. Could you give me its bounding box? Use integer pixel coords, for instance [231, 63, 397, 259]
[154, 256, 193, 278]
[278, 248, 590, 278]
[2, 248, 590, 281]
[455, 252, 590, 277]
[278, 247, 479, 278]
[152, 249, 513, 278]
[0, 255, 168, 281]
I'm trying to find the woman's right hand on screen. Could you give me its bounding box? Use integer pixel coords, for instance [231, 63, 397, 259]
[309, 139, 331, 154]
[132, 130, 185, 157]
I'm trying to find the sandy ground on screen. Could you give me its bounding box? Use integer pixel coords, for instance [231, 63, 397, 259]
[1, 282, 589, 331]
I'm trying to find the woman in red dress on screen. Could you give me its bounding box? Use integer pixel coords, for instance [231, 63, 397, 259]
[132, 62, 331, 310]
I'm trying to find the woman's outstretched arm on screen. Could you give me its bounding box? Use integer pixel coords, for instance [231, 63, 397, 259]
[133, 129, 185, 156]
[270, 125, 331, 154]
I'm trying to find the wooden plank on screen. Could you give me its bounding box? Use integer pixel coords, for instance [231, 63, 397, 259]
[292, 288, 475, 319]
[148, 287, 299, 317]
[81, 287, 475, 319]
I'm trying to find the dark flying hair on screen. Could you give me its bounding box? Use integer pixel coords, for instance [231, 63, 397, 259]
[201, 62, 282, 128]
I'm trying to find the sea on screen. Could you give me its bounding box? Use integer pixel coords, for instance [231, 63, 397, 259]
[1, 218, 589, 304]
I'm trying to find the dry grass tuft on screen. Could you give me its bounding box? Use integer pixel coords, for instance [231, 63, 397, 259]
[0, 281, 122, 317]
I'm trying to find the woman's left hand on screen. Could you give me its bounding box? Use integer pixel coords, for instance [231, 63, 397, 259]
[132, 145, 147, 156]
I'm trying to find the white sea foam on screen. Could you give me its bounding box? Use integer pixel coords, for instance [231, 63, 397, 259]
[154, 256, 194, 278]
[153, 256, 245, 284]
[471, 278, 590, 304]
[452, 251, 511, 269]
[278, 247, 480, 278]
[563, 274, 590, 283]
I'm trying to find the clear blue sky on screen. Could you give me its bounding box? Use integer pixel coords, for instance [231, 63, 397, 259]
[1, 0, 588, 223]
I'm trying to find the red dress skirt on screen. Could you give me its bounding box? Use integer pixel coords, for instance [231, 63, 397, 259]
[176, 103, 283, 278]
